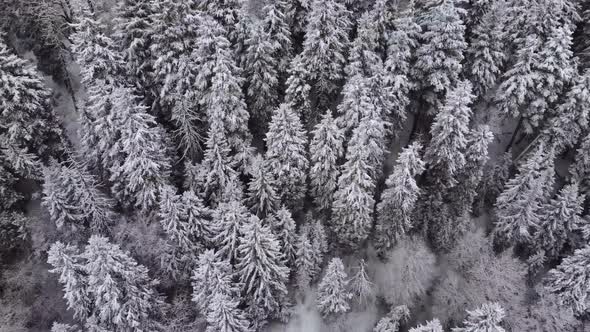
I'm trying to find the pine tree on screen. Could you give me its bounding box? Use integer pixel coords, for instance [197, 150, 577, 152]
[349, 259, 375, 308]
[494, 144, 555, 245]
[336, 75, 379, 135]
[309, 111, 344, 211]
[294, 225, 316, 289]
[48, 236, 163, 331]
[374, 305, 410, 332]
[42, 161, 115, 233]
[0, 40, 63, 158]
[409, 319, 444, 332]
[265, 103, 309, 209]
[159, 187, 214, 278]
[375, 142, 425, 252]
[191, 250, 239, 314]
[467, 1, 507, 99]
[260, 0, 292, 75]
[345, 12, 382, 79]
[316, 257, 351, 318]
[195, 0, 241, 32]
[108, 88, 172, 212]
[236, 215, 289, 324]
[296, 0, 351, 107]
[545, 244, 590, 315]
[206, 292, 252, 332]
[534, 183, 584, 259]
[413, 0, 467, 111]
[452, 303, 506, 332]
[284, 58, 312, 120]
[243, 22, 279, 126]
[542, 70, 590, 152]
[272, 207, 297, 267]
[212, 200, 250, 263]
[331, 119, 377, 247]
[246, 156, 280, 218]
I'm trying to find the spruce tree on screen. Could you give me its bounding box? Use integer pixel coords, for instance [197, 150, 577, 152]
[546, 244, 590, 315]
[191, 250, 239, 314]
[246, 156, 280, 218]
[494, 144, 555, 245]
[375, 142, 425, 252]
[409, 319, 444, 332]
[260, 0, 293, 75]
[345, 12, 382, 79]
[316, 257, 351, 318]
[413, 0, 467, 111]
[294, 225, 316, 289]
[236, 215, 289, 324]
[272, 207, 297, 267]
[284, 58, 312, 120]
[212, 200, 250, 263]
[264, 103, 309, 209]
[452, 303, 506, 332]
[206, 292, 252, 332]
[349, 259, 375, 308]
[309, 111, 344, 211]
[337, 75, 379, 135]
[374, 305, 410, 332]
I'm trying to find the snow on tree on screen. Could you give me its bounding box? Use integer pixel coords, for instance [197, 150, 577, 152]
[309, 216, 328, 267]
[452, 303, 506, 332]
[42, 160, 116, 233]
[51, 323, 80, 332]
[330, 119, 377, 247]
[264, 103, 309, 209]
[542, 70, 590, 152]
[284, 57, 312, 120]
[345, 12, 381, 79]
[159, 186, 214, 278]
[316, 257, 351, 318]
[545, 244, 590, 315]
[212, 199, 250, 263]
[191, 250, 239, 314]
[296, 0, 351, 107]
[260, 0, 293, 75]
[374, 305, 410, 332]
[375, 142, 425, 252]
[409, 319, 444, 332]
[336, 75, 380, 135]
[413, 0, 467, 111]
[467, 1, 507, 99]
[423, 80, 473, 186]
[236, 215, 289, 324]
[349, 259, 375, 308]
[309, 111, 344, 211]
[271, 207, 297, 267]
[534, 183, 585, 259]
[246, 156, 280, 218]
[48, 236, 163, 331]
[243, 22, 279, 127]
[108, 87, 172, 212]
[206, 292, 252, 332]
[294, 225, 316, 289]
[195, 0, 241, 33]
[290, 0, 311, 36]
[477, 151, 513, 209]
[0, 40, 63, 158]
[494, 144, 555, 245]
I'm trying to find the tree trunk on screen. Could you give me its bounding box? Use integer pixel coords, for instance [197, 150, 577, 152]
[505, 116, 523, 152]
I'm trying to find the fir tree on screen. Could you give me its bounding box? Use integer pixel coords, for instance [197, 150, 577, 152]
[264, 103, 309, 209]
[260, 0, 293, 75]
[452, 303, 506, 332]
[374, 305, 410, 332]
[246, 156, 280, 218]
[48, 236, 163, 331]
[195, 0, 241, 32]
[534, 183, 584, 259]
[413, 0, 467, 111]
[284, 58, 312, 120]
[191, 250, 239, 314]
[336, 75, 379, 135]
[375, 142, 425, 252]
[206, 292, 252, 332]
[317, 257, 351, 318]
[272, 207, 297, 267]
[294, 225, 316, 289]
[345, 12, 382, 79]
[349, 259, 375, 308]
[546, 244, 590, 315]
[212, 200, 250, 263]
[309, 111, 344, 211]
[409, 319, 444, 332]
[236, 215, 289, 324]
[494, 144, 555, 245]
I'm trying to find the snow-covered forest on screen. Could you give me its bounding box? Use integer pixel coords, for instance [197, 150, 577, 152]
[1, 0, 590, 331]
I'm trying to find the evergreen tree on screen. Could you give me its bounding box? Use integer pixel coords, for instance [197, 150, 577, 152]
[236, 215, 289, 324]
[294, 225, 316, 289]
[212, 200, 250, 263]
[349, 259, 375, 308]
[42, 161, 115, 233]
[264, 103, 309, 209]
[494, 144, 555, 245]
[48, 236, 163, 331]
[195, 0, 241, 32]
[452, 303, 506, 332]
[375, 142, 425, 252]
[191, 250, 239, 314]
[336, 75, 379, 135]
[534, 183, 584, 259]
[108, 88, 172, 212]
[296, 0, 351, 108]
[246, 156, 280, 218]
[570, 131, 590, 194]
[309, 111, 344, 211]
[284, 58, 312, 120]
[206, 292, 252, 332]
[51, 323, 80, 332]
[0, 40, 63, 158]
[413, 0, 467, 111]
[159, 187, 214, 278]
[409, 319, 444, 332]
[260, 0, 293, 75]
[317, 257, 351, 318]
[345, 12, 381, 79]
[374, 305, 410, 332]
[272, 207, 297, 267]
[546, 244, 590, 315]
